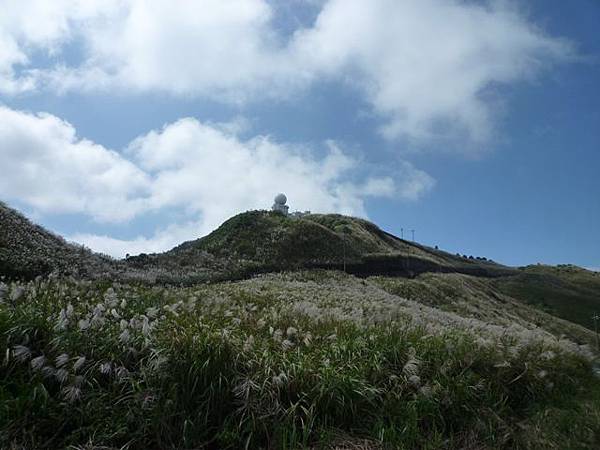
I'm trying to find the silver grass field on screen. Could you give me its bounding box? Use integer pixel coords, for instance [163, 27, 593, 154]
[1, 271, 599, 449]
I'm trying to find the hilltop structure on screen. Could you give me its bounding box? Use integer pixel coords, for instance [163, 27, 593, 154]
[272, 193, 289, 216]
[271, 193, 311, 218]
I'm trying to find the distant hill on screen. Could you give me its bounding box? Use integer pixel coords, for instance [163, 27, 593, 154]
[370, 271, 598, 347]
[126, 210, 516, 281]
[0, 201, 115, 279]
[492, 264, 600, 332]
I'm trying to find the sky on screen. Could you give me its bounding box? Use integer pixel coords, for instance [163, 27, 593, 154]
[0, 0, 598, 269]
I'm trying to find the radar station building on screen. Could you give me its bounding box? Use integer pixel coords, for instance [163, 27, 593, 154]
[272, 193, 289, 216]
[272, 193, 311, 218]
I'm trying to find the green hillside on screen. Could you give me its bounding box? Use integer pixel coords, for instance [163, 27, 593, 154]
[0, 201, 115, 279]
[127, 210, 515, 282]
[123, 212, 600, 331]
[2, 203, 599, 337]
[492, 265, 600, 331]
[370, 272, 598, 348]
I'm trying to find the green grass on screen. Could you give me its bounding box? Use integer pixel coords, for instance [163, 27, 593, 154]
[1, 273, 599, 449]
[493, 265, 600, 332]
[2, 201, 516, 285]
[126, 210, 516, 284]
[370, 273, 599, 349]
[0, 201, 114, 280]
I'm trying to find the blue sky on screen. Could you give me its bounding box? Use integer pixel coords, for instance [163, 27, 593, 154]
[0, 0, 598, 269]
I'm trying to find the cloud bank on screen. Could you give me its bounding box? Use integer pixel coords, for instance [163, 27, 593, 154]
[0, 0, 573, 144]
[0, 105, 433, 256]
[0, 106, 149, 222]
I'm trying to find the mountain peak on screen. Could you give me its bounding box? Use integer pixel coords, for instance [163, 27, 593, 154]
[124, 209, 514, 281]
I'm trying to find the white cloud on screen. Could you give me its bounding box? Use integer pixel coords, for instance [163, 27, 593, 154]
[0, 0, 117, 93]
[0, 106, 433, 257]
[0, 105, 150, 222]
[395, 163, 436, 201]
[68, 0, 291, 101]
[21, 0, 295, 101]
[70, 220, 203, 258]
[0, 0, 573, 144]
[291, 0, 573, 143]
[125, 117, 390, 227]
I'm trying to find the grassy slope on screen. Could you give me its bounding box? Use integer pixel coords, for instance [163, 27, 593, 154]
[128, 211, 599, 336]
[1, 272, 599, 449]
[1, 203, 599, 448]
[370, 272, 598, 349]
[0, 201, 115, 280]
[491, 265, 600, 332]
[129, 211, 515, 282]
[0, 203, 514, 283]
[2, 202, 598, 339]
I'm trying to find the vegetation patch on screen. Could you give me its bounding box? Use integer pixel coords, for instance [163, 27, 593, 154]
[493, 265, 600, 332]
[1, 272, 598, 449]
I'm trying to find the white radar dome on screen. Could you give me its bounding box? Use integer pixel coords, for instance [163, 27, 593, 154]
[274, 193, 287, 205]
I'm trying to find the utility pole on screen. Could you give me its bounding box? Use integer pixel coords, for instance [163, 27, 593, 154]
[343, 233, 346, 273]
[592, 312, 599, 350]
[411, 229, 415, 242]
[336, 225, 350, 273]
[406, 235, 411, 275]
[401, 228, 404, 239]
